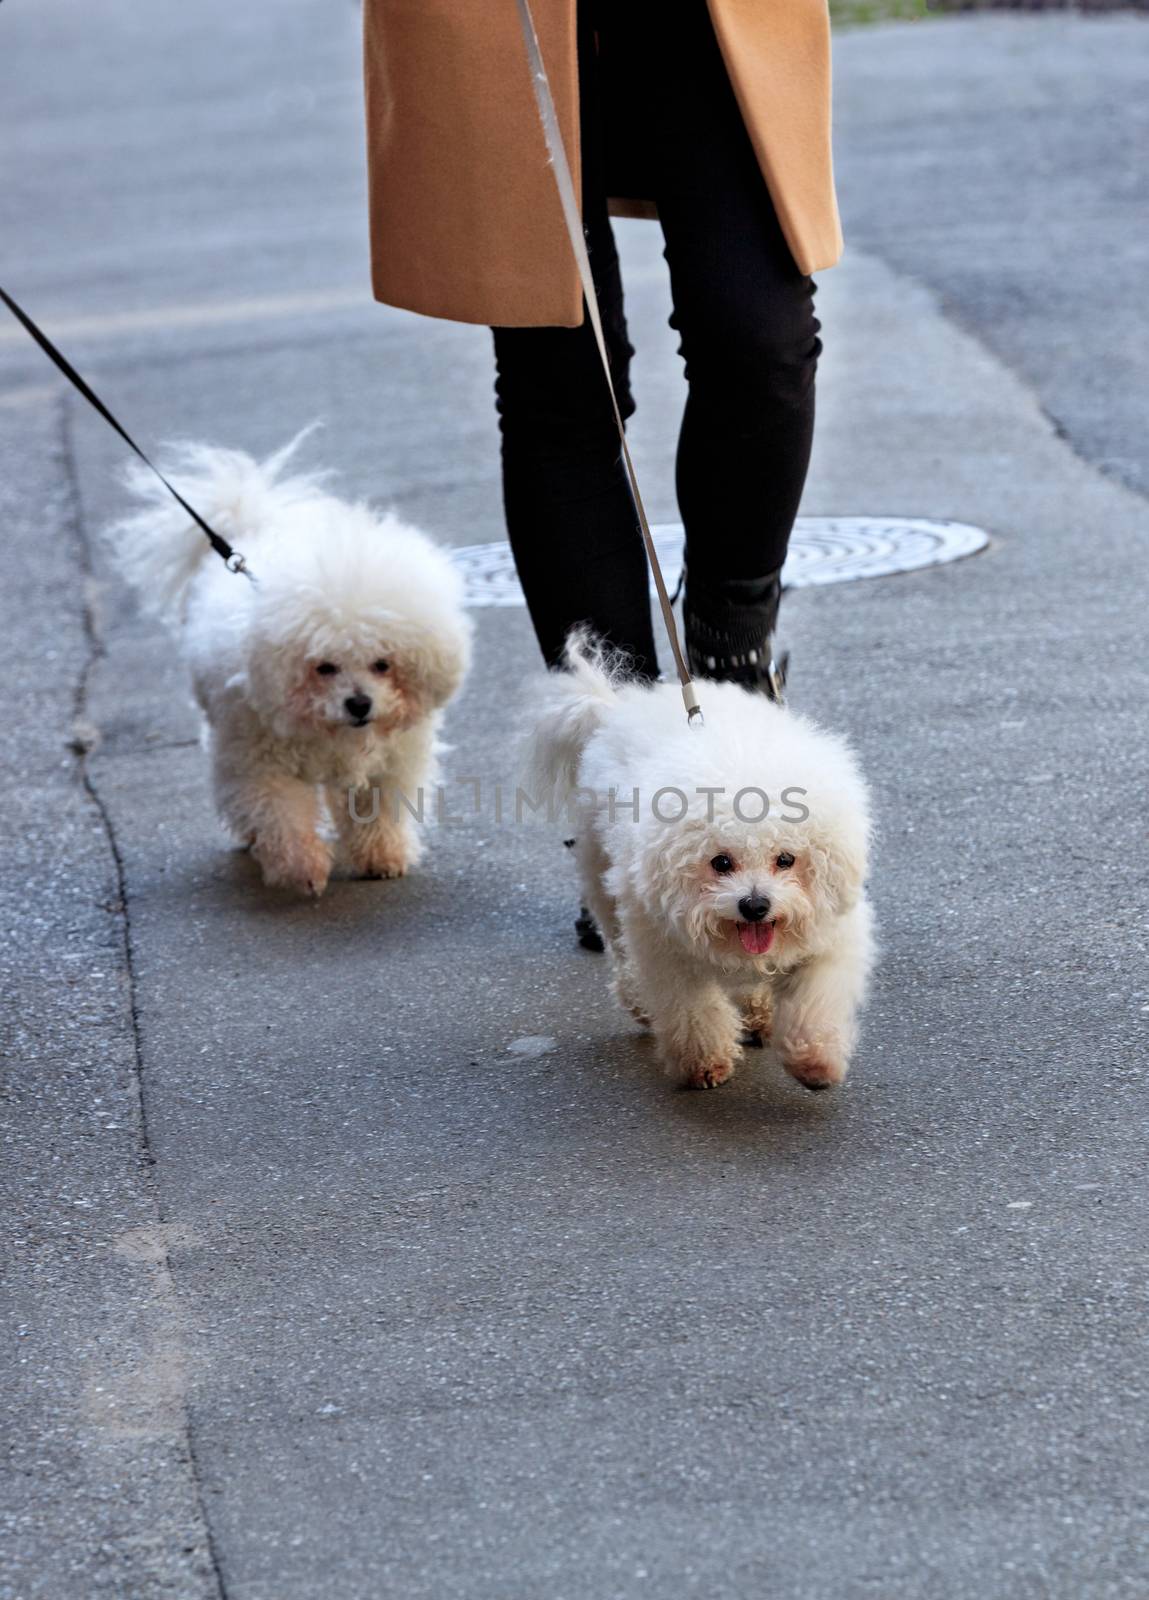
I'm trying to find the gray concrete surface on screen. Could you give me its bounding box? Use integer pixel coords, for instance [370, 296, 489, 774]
[1, 5, 1147, 1597]
[833, 12, 1149, 497]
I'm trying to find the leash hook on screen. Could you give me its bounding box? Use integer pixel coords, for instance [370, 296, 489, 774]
[0, 282, 254, 585]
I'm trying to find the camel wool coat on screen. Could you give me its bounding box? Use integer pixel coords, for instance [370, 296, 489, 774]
[363, 0, 843, 329]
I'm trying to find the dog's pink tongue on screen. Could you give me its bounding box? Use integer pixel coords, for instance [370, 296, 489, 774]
[738, 921, 775, 955]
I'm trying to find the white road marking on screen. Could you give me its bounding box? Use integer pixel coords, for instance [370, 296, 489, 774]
[0, 286, 372, 347]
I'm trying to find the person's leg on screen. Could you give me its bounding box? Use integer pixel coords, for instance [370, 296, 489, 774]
[626, 2, 823, 688]
[491, 9, 658, 679]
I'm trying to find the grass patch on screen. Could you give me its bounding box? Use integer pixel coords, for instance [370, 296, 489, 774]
[832, 0, 1148, 20]
[830, 0, 928, 23]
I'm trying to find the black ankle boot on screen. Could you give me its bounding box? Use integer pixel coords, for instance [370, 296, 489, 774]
[684, 569, 789, 702]
[574, 906, 605, 952]
[564, 839, 606, 951]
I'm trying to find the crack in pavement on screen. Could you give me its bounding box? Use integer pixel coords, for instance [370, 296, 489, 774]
[58, 391, 230, 1600]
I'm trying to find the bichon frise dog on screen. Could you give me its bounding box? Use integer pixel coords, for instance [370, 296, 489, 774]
[526, 637, 875, 1092]
[106, 437, 472, 896]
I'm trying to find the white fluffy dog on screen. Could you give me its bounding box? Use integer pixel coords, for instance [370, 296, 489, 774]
[526, 639, 875, 1091]
[106, 437, 472, 896]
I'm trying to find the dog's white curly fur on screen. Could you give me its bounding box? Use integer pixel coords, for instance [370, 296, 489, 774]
[105, 432, 472, 896]
[526, 635, 875, 1091]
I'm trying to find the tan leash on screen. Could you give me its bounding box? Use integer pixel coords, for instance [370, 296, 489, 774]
[513, 0, 703, 727]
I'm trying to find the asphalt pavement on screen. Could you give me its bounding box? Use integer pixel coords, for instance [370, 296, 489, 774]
[1, 6, 1147, 1598]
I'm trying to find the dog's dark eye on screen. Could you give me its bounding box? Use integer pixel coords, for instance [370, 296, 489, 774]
[315, 661, 339, 677]
[371, 659, 391, 675]
[775, 852, 795, 870]
[710, 854, 735, 875]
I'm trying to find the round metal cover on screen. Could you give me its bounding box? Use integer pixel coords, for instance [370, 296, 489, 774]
[452, 516, 989, 607]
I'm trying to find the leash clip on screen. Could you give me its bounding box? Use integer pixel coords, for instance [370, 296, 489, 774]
[225, 550, 255, 581]
[765, 652, 788, 707]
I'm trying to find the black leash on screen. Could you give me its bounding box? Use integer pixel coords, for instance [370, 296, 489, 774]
[0, 284, 252, 579]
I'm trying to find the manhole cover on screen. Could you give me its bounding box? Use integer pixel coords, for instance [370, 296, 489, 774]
[453, 516, 988, 607]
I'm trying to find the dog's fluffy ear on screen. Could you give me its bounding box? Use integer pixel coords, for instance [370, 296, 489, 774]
[797, 737, 871, 917]
[402, 623, 472, 712]
[816, 816, 870, 916]
[790, 728, 872, 917]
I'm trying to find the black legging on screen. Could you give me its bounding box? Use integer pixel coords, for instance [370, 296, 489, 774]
[492, 1, 822, 681]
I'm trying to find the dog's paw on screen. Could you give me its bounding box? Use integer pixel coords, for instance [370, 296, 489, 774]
[741, 992, 774, 1043]
[254, 838, 332, 899]
[611, 974, 651, 1029]
[352, 849, 409, 881]
[344, 826, 415, 881]
[778, 1039, 846, 1093]
[682, 1060, 736, 1091]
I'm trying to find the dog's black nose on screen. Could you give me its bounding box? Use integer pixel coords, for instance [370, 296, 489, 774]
[344, 694, 372, 722]
[737, 892, 771, 923]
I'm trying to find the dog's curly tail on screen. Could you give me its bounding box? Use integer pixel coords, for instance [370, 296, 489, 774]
[521, 629, 625, 814]
[102, 427, 325, 625]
